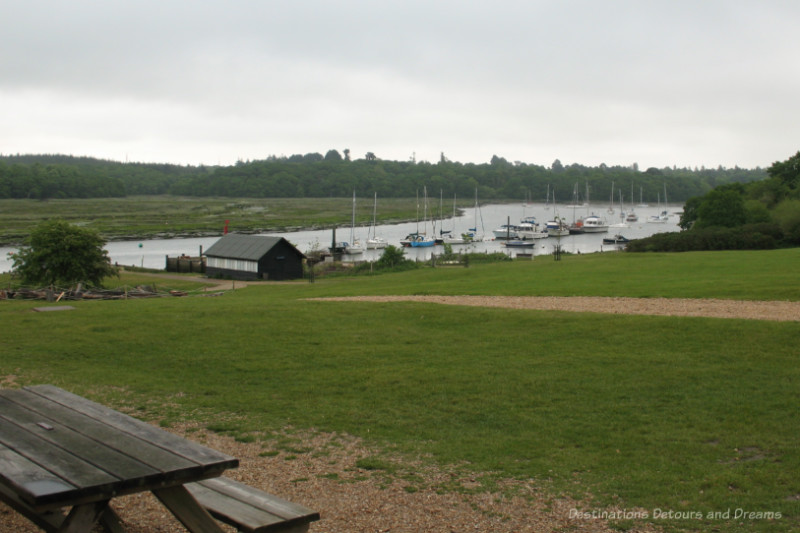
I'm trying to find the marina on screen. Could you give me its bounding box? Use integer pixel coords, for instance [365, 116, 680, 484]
[0, 202, 682, 273]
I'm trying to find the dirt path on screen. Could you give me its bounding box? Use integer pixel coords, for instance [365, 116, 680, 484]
[132, 269, 798, 321]
[130, 271, 799, 322]
[308, 295, 800, 321]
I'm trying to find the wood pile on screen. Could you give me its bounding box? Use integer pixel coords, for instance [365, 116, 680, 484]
[0, 285, 185, 301]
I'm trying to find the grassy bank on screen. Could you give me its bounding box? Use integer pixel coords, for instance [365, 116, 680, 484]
[0, 196, 433, 245]
[2, 249, 798, 532]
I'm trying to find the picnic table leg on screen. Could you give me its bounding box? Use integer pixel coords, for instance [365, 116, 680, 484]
[0, 483, 123, 533]
[100, 506, 127, 533]
[153, 485, 227, 533]
[57, 500, 110, 532]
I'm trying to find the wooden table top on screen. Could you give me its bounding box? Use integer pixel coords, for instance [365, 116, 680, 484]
[0, 385, 239, 511]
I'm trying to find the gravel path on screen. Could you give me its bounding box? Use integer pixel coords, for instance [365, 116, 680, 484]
[308, 295, 800, 321]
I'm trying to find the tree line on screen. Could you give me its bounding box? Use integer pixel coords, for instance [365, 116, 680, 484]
[628, 151, 800, 251]
[0, 152, 766, 203]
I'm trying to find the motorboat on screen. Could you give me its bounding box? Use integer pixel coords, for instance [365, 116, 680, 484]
[603, 234, 630, 244]
[581, 214, 609, 233]
[569, 218, 585, 234]
[492, 224, 519, 239]
[517, 216, 548, 240]
[545, 218, 570, 237]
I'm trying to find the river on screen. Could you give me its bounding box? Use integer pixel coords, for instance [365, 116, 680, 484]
[0, 202, 681, 273]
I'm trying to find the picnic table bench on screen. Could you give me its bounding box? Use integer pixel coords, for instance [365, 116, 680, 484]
[0, 385, 319, 532]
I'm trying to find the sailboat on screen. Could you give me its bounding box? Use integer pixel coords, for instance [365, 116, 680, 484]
[401, 189, 421, 247]
[343, 190, 363, 254]
[462, 188, 485, 242]
[636, 186, 649, 208]
[626, 182, 639, 222]
[609, 189, 629, 228]
[443, 193, 469, 245]
[607, 182, 615, 215]
[434, 189, 446, 244]
[647, 184, 670, 224]
[410, 186, 435, 247]
[568, 182, 585, 234]
[545, 188, 570, 236]
[365, 192, 387, 249]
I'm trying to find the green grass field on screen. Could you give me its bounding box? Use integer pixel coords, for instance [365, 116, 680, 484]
[2, 249, 799, 532]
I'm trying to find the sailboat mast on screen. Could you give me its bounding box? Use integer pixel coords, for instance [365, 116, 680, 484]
[415, 189, 420, 234]
[423, 186, 428, 235]
[371, 191, 378, 239]
[351, 190, 356, 243]
[453, 193, 457, 232]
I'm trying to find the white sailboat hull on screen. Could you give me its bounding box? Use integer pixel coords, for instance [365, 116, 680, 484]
[517, 230, 549, 239]
[366, 238, 387, 249]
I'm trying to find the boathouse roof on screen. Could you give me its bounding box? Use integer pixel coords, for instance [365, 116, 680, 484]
[204, 234, 305, 261]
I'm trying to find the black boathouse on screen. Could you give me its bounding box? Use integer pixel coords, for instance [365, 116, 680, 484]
[204, 234, 305, 281]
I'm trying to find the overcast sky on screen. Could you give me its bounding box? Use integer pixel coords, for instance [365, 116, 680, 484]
[2, 1, 798, 169]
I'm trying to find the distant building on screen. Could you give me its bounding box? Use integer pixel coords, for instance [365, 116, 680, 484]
[204, 234, 306, 281]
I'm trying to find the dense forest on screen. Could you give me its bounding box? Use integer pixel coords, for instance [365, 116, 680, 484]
[0, 152, 766, 204]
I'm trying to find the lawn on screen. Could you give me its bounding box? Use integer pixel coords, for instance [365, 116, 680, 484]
[2, 249, 798, 532]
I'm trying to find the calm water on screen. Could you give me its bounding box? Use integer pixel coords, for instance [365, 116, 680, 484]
[0, 202, 681, 273]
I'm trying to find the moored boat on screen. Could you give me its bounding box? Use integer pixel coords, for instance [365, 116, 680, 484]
[492, 223, 519, 239]
[647, 184, 670, 223]
[366, 236, 388, 249]
[409, 234, 435, 247]
[344, 240, 363, 254]
[569, 218, 585, 234]
[517, 216, 549, 240]
[581, 214, 609, 233]
[545, 217, 570, 237]
[442, 230, 469, 245]
[603, 234, 630, 244]
[502, 240, 535, 248]
[346, 190, 364, 253]
[365, 192, 387, 249]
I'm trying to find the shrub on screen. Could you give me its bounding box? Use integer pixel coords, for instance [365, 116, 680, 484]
[772, 199, 800, 244]
[627, 224, 784, 252]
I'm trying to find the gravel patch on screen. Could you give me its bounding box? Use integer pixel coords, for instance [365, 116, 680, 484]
[0, 424, 661, 533]
[307, 295, 800, 321]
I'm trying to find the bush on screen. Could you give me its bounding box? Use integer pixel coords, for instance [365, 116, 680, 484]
[627, 224, 784, 252]
[772, 199, 800, 244]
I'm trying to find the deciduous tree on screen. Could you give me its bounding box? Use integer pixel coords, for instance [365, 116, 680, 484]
[12, 220, 117, 287]
[694, 187, 747, 229]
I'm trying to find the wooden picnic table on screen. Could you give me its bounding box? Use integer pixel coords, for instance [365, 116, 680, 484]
[0, 384, 240, 532]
